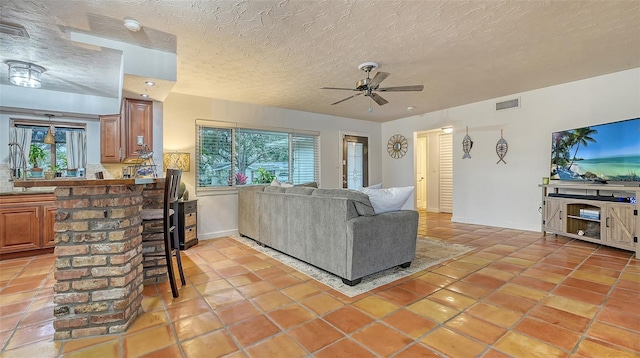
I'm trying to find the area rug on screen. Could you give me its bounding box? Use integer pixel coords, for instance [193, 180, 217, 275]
[230, 235, 476, 297]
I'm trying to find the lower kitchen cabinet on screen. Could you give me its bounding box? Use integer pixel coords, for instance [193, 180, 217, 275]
[0, 193, 56, 259]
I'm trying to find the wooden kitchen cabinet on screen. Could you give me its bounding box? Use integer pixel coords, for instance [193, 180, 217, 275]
[99, 98, 153, 163]
[100, 113, 123, 163]
[125, 99, 153, 159]
[0, 193, 56, 259]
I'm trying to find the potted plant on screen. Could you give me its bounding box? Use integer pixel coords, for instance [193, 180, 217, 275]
[44, 164, 55, 180]
[28, 144, 46, 178]
[254, 168, 274, 184]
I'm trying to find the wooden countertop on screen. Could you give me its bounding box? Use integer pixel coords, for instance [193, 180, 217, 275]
[12, 178, 161, 188]
[0, 190, 55, 197]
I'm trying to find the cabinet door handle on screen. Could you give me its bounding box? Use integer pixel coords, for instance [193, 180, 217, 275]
[606, 217, 610, 227]
[559, 210, 562, 220]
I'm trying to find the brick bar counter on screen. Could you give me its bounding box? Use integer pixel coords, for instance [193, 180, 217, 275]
[14, 178, 165, 340]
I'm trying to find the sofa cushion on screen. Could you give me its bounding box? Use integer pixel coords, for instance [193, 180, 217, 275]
[312, 188, 375, 216]
[239, 185, 268, 192]
[359, 186, 414, 214]
[264, 186, 287, 193]
[285, 187, 316, 195]
[295, 182, 318, 188]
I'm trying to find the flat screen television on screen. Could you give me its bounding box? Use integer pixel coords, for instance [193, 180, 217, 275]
[550, 117, 640, 184]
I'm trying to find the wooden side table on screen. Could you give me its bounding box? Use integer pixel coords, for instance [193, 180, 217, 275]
[178, 199, 198, 250]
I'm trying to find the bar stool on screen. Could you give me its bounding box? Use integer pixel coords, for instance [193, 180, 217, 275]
[141, 169, 186, 297]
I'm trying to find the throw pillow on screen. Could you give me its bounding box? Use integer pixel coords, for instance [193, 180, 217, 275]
[359, 186, 414, 214]
[312, 188, 375, 216]
[271, 178, 293, 188]
[360, 183, 382, 189]
[285, 187, 315, 195]
[264, 186, 287, 193]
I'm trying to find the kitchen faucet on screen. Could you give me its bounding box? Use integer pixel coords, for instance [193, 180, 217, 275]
[8, 142, 27, 182]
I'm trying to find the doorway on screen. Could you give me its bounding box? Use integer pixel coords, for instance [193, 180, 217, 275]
[415, 130, 453, 213]
[342, 135, 368, 189]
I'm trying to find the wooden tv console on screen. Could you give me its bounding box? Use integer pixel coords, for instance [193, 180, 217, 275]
[541, 183, 639, 259]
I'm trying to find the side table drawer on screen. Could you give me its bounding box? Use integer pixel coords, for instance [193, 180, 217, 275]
[183, 201, 197, 212]
[185, 212, 196, 227]
[185, 227, 197, 242]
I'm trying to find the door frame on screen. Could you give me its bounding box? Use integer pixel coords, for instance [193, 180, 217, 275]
[339, 131, 370, 189]
[416, 135, 427, 209]
[413, 128, 453, 213]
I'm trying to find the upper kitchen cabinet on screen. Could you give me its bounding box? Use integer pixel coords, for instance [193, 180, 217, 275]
[100, 98, 153, 163]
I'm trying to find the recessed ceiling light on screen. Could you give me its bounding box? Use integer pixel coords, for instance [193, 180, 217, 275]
[124, 18, 142, 32]
[145, 81, 155, 86]
[140, 93, 149, 98]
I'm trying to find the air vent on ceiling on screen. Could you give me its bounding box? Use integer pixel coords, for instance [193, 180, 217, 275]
[0, 21, 29, 38]
[496, 98, 520, 111]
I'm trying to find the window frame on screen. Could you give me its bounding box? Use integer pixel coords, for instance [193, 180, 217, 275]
[195, 119, 320, 196]
[11, 118, 87, 170]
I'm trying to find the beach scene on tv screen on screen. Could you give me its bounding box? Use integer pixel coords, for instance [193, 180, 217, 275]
[551, 118, 640, 182]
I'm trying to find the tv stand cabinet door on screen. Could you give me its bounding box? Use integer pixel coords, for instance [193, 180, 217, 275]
[544, 198, 565, 233]
[605, 204, 636, 249]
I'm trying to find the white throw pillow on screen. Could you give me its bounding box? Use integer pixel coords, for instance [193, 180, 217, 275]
[360, 183, 382, 189]
[359, 186, 414, 214]
[271, 178, 293, 188]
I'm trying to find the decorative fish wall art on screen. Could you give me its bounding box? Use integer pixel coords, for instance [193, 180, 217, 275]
[496, 129, 508, 164]
[462, 126, 473, 159]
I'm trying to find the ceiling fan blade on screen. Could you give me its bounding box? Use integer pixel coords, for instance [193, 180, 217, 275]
[368, 71, 389, 89]
[321, 87, 358, 91]
[369, 92, 389, 106]
[331, 92, 362, 105]
[377, 85, 424, 92]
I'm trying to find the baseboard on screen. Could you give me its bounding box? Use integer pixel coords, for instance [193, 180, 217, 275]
[198, 229, 239, 241]
[451, 215, 540, 233]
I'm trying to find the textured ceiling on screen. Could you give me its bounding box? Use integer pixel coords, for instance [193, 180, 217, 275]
[1, 0, 639, 122]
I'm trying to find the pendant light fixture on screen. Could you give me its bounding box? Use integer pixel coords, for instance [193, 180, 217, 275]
[43, 114, 55, 145]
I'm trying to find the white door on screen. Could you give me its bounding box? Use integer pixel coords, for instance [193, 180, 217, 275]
[416, 136, 427, 209]
[342, 135, 368, 189]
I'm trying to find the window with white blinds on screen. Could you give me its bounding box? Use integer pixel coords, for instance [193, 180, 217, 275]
[292, 133, 319, 185]
[196, 120, 319, 192]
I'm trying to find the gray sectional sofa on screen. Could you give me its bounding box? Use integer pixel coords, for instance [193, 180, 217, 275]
[237, 185, 419, 286]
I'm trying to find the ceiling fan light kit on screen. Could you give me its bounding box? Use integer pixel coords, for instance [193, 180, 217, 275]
[322, 61, 424, 108]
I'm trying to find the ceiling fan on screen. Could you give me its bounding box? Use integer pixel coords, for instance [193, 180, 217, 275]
[321, 62, 424, 106]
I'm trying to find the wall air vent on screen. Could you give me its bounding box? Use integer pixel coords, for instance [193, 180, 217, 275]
[0, 21, 29, 38]
[496, 98, 520, 111]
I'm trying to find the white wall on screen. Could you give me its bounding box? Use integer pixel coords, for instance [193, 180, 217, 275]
[382, 68, 640, 232]
[163, 93, 383, 239]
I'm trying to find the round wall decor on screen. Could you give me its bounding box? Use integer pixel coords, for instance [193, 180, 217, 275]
[387, 134, 408, 159]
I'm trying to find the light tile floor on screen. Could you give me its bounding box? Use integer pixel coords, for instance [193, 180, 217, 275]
[0, 211, 639, 357]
